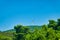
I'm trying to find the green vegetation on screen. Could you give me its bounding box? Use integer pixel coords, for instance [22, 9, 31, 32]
[0, 19, 60, 40]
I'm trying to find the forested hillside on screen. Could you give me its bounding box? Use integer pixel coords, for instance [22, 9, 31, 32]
[0, 19, 60, 40]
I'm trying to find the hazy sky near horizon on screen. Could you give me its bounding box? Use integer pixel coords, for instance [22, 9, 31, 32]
[0, 0, 60, 31]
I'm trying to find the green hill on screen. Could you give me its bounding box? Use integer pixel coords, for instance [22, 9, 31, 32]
[0, 25, 41, 40]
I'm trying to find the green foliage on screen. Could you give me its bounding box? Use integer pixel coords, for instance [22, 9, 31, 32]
[0, 33, 13, 40]
[48, 20, 57, 30]
[57, 19, 60, 26]
[14, 25, 30, 40]
[13, 19, 60, 40]
[1, 18, 60, 40]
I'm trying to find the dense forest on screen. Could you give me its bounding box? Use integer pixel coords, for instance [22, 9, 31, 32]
[0, 19, 60, 40]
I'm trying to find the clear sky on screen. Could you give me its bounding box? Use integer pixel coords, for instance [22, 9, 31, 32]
[0, 0, 60, 31]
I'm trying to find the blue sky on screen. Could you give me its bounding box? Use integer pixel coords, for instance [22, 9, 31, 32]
[0, 0, 60, 31]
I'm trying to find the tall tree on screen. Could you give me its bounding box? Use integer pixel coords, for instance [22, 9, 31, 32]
[14, 25, 30, 40]
[57, 19, 60, 26]
[48, 20, 57, 30]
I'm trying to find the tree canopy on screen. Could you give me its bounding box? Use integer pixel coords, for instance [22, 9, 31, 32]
[0, 18, 60, 40]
